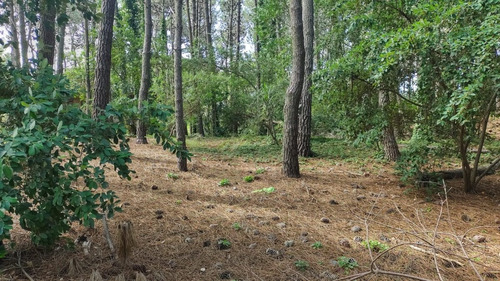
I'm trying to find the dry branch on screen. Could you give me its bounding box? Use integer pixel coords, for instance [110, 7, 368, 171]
[408, 245, 464, 267]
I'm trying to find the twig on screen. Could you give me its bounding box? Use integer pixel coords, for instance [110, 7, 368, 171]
[409, 245, 464, 267]
[432, 199, 445, 281]
[102, 211, 115, 256]
[17, 252, 34, 281]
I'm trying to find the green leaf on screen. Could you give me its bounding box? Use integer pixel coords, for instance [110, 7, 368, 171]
[3, 165, 13, 180]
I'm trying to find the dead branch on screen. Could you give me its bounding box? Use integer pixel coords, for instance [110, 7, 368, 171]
[17, 252, 34, 281]
[409, 245, 464, 267]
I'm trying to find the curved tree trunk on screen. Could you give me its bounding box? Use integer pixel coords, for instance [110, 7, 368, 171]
[136, 0, 153, 144]
[379, 91, 400, 161]
[93, 0, 116, 118]
[38, 0, 57, 66]
[298, 0, 314, 157]
[282, 0, 305, 178]
[175, 0, 187, 171]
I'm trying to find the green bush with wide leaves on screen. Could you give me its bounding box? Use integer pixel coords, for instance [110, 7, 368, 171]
[0, 61, 134, 257]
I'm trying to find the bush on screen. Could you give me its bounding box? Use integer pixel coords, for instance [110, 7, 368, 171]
[0, 62, 133, 256]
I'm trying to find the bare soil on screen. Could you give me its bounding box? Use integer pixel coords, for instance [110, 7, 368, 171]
[1, 140, 500, 281]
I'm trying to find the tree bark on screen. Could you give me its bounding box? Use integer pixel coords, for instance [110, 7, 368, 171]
[38, 0, 57, 66]
[282, 0, 305, 178]
[254, 0, 261, 90]
[204, 0, 215, 70]
[378, 91, 400, 161]
[186, 0, 195, 56]
[8, 0, 20, 67]
[84, 17, 91, 115]
[235, 0, 241, 63]
[93, 0, 116, 118]
[298, 0, 314, 157]
[56, 3, 67, 75]
[136, 0, 153, 144]
[227, 0, 234, 67]
[18, 0, 28, 67]
[198, 112, 205, 137]
[174, 0, 188, 171]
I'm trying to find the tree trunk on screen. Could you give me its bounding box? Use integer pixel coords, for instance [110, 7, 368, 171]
[235, 0, 241, 63]
[84, 17, 91, 115]
[204, 0, 215, 71]
[38, 0, 57, 66]
[174, 0, 188, 171]
[136, 0, 153, 144]
[298, 0, 314, 157]
[8, 0, 20, 67]
[18, 0, 28, 67]
[186, 0, 195, 56]
[227, 0, 234, 67]
[282, 0, 305, 178]
[56, 3, 67, 75]
[93, 0, 116, 118]
[254, 0, 261, 90]
[378, 91, 400, 161]
[198, 113, 205, 137]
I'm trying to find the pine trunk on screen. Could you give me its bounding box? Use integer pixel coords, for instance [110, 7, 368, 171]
[92, 0, 116, 118]
[39, 0, 57, 66]
[56, 3, 67, 75]
[175, 0, 188, 171]
[378, 91, 400, 161]
[235, 0, 241, 63]
[136, 0, 153, 144]
[84, 17, 91, 115]
[282, 0, 305, 178]
[298, 0, 314, 157]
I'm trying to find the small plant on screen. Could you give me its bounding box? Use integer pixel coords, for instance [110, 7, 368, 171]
[243, 175, 254, 182]
[232, 222, 242, 231]
[252, 187, 275, 194]
[218, 179, 230, 186]
[311, 241, 323, 249]
[295, 260, 309, 271]
[167, 173, 179, 180]
[337, 256, 358, 273]
[361, 240, 389, 252]
[175, 200, 182, 205]
[256, 168, 265, 174]
[444, 237, 455, 245]
[217, 238, 231, 249]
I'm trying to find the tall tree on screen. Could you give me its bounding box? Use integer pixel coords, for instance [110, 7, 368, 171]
[297, 0, 314, 157]
[175, 0, 187, 171]
[56, 3, 67, 75]
[282, 0, 305, 178]
[235, 0, 241, 63]
[8, 0, 21, 67]
[38, 0, 57, 65]
[92, 0, 116, 118]
[136, 0, 153, 143]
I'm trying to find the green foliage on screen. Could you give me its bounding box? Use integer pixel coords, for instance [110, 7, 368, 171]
[294, 260, 309, 271]
[337, 256, 358, 273]
[255, 168, 265, 175]
[252, 187, 275, 194]
[243, 175, 254, 183]
[218, 179, 230, 187]
[217, 238, 231, 249]
[167, 173, 179, 180]
[0, 63, 132, 255]
[361, 240, 389, 253]
[311, 241, 323, 249]
[232, 222, 242, 231]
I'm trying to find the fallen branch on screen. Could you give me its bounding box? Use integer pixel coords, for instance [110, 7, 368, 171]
[409, 245, 464, 267]
[17, 252, 34, 281]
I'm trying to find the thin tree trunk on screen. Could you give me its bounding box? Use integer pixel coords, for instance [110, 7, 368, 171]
[84, 17, 91, 115]
[235, 0, 241, 63]
[379, 91, 400, 161]
[18, 0, 28, 67]
[204, 0, 215, 70]
[136, 0, 153, 144]
[282, 0, 305, 178]
[93, 0, 116, 118]
[198, 111, 205, 137]
[227, 0, 234, 67]
[56, 3, 67, 75]
[8, 0, 20, 67]
[186, 0, 195, 56]
[298, 0, 314, 157]
[175, 0, 188, 171]
[38, 0, 57, 66]
[254, 0, 261, 90]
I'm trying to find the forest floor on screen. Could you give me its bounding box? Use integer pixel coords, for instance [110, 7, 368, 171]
[1, 137, 500, 281]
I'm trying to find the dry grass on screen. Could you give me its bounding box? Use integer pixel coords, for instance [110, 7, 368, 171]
[1, 139, 500, 280]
